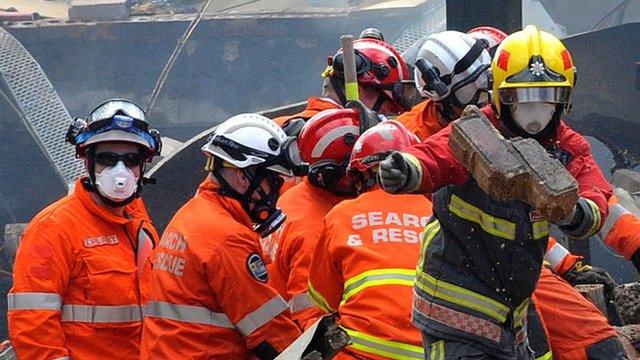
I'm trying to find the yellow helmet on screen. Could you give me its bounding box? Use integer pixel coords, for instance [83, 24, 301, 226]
[491, 25, 575, 117]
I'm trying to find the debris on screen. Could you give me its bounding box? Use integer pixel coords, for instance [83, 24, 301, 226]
[614, 325, 640, 359]
[574, 284, 607, 316]
[68, 0, 129, 22]
[614, 283, 640, 325]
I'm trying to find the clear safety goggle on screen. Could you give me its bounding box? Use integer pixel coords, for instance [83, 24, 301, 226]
[75, 115, 157, 148]
[88, 100, 148, 130]
[499, 87, 571, 105]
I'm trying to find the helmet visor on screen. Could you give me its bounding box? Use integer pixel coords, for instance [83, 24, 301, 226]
[88, 100, 148, 130]
[499, 87, 571, 105]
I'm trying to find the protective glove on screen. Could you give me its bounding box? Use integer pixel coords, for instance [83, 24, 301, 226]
[378, 151, 421, 194]
[345, 100, 382, 131]
[563, 261, 617, 300]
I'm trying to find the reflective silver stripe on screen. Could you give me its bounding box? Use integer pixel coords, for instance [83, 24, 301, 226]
[236, 295, 288, 336]
[61, 304, 142, 323]
[600, 203, 630, 239]
[544, 242, 570, 271]
[7, 292, 62, 311]
[54, 357, 70, 360]
[289, 292, 314, 313]
[144, 301, 234, 328]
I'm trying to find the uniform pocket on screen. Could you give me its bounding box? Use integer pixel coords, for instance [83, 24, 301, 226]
[83, 255, 137, 303]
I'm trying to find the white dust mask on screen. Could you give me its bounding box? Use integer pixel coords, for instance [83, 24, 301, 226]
[511, 102, 556, 135]
[95, 161, 138, 202]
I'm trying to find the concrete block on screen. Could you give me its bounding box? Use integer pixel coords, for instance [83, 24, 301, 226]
[449, 106, 578, 222]
[613, 169, 640, 194]
[68, 0, 128, 22]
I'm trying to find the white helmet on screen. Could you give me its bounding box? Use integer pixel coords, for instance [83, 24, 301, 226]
[413, 31, 492, 108]
[202, 113, 304, 177]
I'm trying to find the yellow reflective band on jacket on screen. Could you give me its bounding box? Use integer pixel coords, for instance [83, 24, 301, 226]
[584, 198, 602, 239]
[512, 299, 529, 329]
[429, 340, 444, 360]
[341, 269, 415, 305]
[343, 328, 424, 360]
[415, 270, 509, 323]
[307, 281, 335, 313]
[418, 221, 440, 269]
[448, 195, 516, 240]
[532, 220, 550, 240]
[536, 350, 553, 360]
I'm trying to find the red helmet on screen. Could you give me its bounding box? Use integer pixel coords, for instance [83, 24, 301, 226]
[467, 26, 507, 55]
[349, 119, 419, 172]
[325, 38, 413, 113]
[298, 108, 363, 194]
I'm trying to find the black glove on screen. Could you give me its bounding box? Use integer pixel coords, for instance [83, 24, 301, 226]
[563, 261, 617, 301]
[345, 100, 381, 131]
[378, 152, 421, 194]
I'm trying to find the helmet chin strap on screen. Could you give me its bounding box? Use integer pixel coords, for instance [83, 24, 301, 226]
[212, 159, 285, 237]
[84, 146, 143, 208]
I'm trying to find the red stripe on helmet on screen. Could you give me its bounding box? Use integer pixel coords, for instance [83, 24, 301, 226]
[497, 50, 510, 71]
[561, 49, 572, 70]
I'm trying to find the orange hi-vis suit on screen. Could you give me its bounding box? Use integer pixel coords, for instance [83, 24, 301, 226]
[396, 99, 615, 360]
[395, 98, 444, 141]
[8, 178, 158, 360]
[308, 188, 433, 359]
[141, 179, 300, 359]
[263, 179, 343, 329]
[596, 193, 640, 265]
[533, 266, 618, 360]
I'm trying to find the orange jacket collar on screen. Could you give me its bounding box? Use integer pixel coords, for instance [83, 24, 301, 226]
[197, 178, 254, 228]
[74, 178, 134, 225]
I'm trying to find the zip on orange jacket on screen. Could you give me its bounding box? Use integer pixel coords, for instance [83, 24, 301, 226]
[533, 267, 618, 360]
[263, 179, 344, 330]
[8, 178, 158, 360]
[308, 188, 432, 360]
[141, 178, 301, 359]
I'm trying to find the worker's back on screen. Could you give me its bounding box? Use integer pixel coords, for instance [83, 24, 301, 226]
[309, 187, 432, 360]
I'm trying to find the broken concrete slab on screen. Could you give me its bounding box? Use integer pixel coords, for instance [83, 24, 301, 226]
[613, 169, 640, 194]
[449, 106, 578, 222]
[68, 0, 128, 22]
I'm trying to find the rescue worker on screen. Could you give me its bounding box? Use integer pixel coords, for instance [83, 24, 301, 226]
[308, 120, 432, 359]
[141, 113, 303, 359]
[379, 25, 612, 359]
[274, 35, 416, 130]
[400, 28, 626, 359]
[8, 98, 162, 360]
[265, 108, 379, 329]
[396, 29, 494, 140]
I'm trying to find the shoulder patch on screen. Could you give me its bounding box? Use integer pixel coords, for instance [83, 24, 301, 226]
[246, 253, 269, 283]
